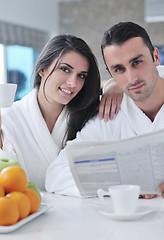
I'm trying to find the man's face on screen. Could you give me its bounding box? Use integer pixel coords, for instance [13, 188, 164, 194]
[103, 37, 160, 103]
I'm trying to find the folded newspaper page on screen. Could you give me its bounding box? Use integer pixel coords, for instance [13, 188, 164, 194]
[66, 130, 164, 198]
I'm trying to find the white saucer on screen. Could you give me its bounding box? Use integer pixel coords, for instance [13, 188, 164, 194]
[99, 205, 152, 221]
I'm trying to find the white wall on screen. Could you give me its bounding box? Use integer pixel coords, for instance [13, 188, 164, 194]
[145, 0, 164, 22]
[0, 0, 59, 34]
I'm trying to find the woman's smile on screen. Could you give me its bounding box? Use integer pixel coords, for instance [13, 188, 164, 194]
[59, 86, 73, 96]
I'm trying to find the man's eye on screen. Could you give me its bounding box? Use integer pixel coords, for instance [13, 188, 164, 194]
[133, 60, 141, 66]
[78, 74, 87, 80]
[115, 67, 124, 73]
[61, 67, 69, 73]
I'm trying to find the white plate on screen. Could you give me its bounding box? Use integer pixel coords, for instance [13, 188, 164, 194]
[99, 205, 152, 221]
[0, 203, 53, 233]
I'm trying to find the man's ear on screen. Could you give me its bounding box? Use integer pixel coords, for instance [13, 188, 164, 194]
[39, 69, 44, 77]
[153, 47, 160, 66]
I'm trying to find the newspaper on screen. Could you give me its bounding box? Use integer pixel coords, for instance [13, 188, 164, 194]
[66, 129, 164, 198]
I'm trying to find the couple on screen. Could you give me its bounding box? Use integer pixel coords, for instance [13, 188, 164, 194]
[1, 21, 164, 198]
[45, 21, 164, 198]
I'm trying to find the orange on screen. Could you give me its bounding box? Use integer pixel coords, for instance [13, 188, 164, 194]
[0, 166, 28, 193]
[24, 188, 40, 214]
[0, 184, 5, 197]
[6, 192, 31, 220]
[0, 197, 19, 226]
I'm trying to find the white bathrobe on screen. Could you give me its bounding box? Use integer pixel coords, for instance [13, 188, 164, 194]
[1, 89, 68, 190]
[45, 66, 164, 197]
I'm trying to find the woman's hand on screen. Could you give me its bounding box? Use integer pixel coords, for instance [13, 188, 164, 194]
[99, 81, 123, 122]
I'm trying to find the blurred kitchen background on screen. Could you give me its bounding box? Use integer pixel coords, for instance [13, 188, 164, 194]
[0, 0, 163, 100]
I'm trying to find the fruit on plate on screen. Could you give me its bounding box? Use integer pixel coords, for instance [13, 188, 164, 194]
[0, 197, 19, 226]
[27, 181, 41, 201]
[6, 191, 31, 220]
[0, 166, 28, 193]
[0, 184, 5, 197]
[24, 188, 40, 214]
[0, 166, 41, 226]
[0, 159, 20, 172]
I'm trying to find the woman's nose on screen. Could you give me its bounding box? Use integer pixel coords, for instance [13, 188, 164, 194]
[66, 75, 77, 87]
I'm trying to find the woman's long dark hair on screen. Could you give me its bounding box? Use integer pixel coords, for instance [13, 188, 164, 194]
[33, 34, 101, 147]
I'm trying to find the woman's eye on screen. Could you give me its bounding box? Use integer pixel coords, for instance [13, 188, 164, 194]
[78, 74, 87, 80]
[61, 67, 69, 73]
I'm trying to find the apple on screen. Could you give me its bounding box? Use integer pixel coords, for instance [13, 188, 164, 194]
[0, 159, 20, 172]
[27, 181, 41, 201]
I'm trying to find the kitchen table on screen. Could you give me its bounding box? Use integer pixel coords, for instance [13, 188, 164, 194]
[1, 192, 164, 240]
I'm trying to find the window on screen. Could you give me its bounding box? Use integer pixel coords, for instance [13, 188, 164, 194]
[158, 46, 164, 65]
[0, 21, 47, 101]
[6, 45, 39, 100]
[0, 44, 6, 84]
[0, 44, 39, 101]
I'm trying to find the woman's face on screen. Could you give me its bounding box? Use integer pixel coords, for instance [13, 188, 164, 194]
[39, 51, 89, 106]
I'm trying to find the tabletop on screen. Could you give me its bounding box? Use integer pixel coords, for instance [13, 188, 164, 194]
[1, 192, 164, 240]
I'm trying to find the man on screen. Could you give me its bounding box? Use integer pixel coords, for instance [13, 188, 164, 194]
[45, 22, 164, 197]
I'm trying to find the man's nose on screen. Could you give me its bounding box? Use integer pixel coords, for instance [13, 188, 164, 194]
[126, 69, 138, 85]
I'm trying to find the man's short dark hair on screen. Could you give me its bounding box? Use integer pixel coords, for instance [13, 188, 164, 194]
[101, 22, 154, 70]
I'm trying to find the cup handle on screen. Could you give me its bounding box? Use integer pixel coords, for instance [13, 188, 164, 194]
[97, 189, 109, 201]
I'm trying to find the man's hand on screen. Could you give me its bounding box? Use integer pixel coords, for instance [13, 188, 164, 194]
[99, 81, 123, 122]
[139, 194, 158, 199]
[158, 184, 164, 198]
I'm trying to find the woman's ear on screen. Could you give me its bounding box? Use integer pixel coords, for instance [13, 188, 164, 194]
[153, 47, 160, 66]
[39, 69, 44, 77]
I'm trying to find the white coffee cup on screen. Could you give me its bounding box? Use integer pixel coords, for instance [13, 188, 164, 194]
[97, 185, 140, 215]
[0, 83, 17, 108]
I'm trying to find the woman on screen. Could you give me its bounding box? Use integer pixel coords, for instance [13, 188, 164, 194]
[0, 34, 114, 190]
